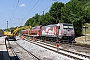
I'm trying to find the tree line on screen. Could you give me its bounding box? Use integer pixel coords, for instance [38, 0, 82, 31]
[25, 0, 90, 36]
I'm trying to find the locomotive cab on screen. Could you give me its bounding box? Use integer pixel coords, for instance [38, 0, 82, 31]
[57, 23, 75, 43]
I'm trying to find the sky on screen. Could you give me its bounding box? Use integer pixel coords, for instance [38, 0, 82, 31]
[0, 0, 70, 29]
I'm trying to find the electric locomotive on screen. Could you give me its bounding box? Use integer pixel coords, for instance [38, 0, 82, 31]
[22, 23, 75, 42]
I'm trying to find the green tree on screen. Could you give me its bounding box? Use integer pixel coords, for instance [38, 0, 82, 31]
[24, 0, 90, 36]
[38, 12, 56, 25]
[49, 2, 64, 23]
[25, 13, 40, 27]
[61, 0, 85, 36]
[83, 0, 90, 23]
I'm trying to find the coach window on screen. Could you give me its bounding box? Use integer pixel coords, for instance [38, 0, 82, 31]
[32, 27, 37, 29]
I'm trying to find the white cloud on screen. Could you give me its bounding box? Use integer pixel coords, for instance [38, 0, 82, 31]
[20, 4, 25, 7]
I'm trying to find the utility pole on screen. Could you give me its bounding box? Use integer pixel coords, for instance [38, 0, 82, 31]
[7, 21, 8, 29]
[43, 11, 44, 25]
[43, 11, 44, 16]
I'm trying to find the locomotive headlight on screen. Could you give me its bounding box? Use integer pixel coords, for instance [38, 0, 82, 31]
[63, 31, 67, 36]
[71, 30, 75, 36]
[71, 33, 75, 36]
[64, 34, 66, 36]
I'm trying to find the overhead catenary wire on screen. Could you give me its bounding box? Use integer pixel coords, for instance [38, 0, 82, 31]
[18, 0, 33, 26]
[25, 0, 59, 16]
[0, 12, 20, 19]
[22, 0, 33, 17]
[10, 0, 19, 27]
[23, 0, 40, 20]
[12, 0, 19, 21]
[39, 6, 50, 15]
[0, 13, 8, 28]
[30, 0, 43, 14]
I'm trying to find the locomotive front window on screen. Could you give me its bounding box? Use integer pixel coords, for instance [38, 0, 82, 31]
[68, 26, 73, 29]
[63, 24, 73, 29]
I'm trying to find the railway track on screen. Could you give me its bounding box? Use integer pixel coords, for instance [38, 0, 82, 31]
[25, 38, 90, 60]
[5, 40, 20, 60]
[36, 40, 90, 59]
[14, 41, 41, 60]
[6, 40, 41, 60]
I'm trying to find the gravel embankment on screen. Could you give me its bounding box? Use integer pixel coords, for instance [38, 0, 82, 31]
[16, 39, 74, 60]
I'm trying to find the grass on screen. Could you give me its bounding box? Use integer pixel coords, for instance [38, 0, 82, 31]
[75, 42, 84, 46]
[75, 23, 90, 47]
[75, 42, 90, 48]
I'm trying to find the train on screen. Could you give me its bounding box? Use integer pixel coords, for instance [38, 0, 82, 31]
[21, 23, 75, 43]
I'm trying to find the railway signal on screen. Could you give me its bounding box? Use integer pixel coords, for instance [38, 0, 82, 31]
[83, 26, 88, 42]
